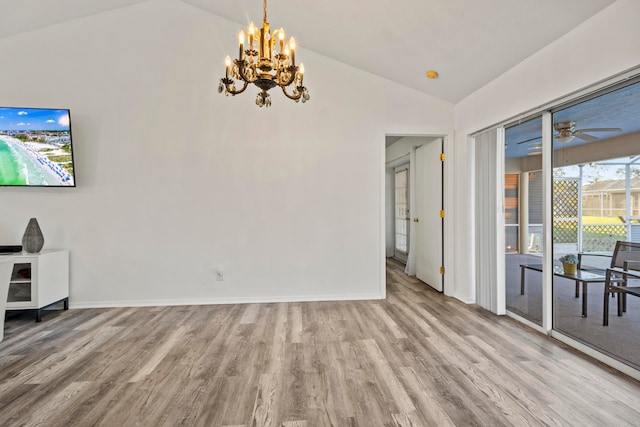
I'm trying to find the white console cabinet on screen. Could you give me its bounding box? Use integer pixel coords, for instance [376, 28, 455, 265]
[6, 249, 69, 322]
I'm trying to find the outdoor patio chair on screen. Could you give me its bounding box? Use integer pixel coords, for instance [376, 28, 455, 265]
[602, 241, 640, 326]
[576, 251, 616, 297]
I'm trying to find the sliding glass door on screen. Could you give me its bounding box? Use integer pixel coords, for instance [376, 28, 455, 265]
[551, 80, 640, 369]
[504, 117, 544, 325]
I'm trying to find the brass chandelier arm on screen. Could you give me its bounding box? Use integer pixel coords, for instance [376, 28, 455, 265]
[222, 79, 249, 95]
[236, 60, 257, 84]
[281, 85, 304, 101]
[275, 66, 297, 87]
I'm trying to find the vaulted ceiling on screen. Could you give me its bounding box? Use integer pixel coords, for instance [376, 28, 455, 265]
[0, 0, 617, 104]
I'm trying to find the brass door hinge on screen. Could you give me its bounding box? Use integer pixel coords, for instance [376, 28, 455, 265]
[440, 266, 445, 275]
[440, 210, 445, 218]
[439, 153, 445, 161]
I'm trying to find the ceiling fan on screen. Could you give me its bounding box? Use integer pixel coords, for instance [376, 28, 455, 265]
[514, 121, 622, 145]
[515, 136, 541, 145]
[554, 121, 622, 143]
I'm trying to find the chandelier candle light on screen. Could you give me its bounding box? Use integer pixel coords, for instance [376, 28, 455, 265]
[217, 0, 310, 108]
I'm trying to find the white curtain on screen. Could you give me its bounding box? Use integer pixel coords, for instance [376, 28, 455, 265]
[474, 128, 505, 314]
[405, 147, 417, 276]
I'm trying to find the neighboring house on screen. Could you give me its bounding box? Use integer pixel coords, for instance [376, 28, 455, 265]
[583, 178, 640, 218]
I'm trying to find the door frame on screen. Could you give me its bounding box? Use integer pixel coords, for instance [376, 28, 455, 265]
[382, 132, 453, 298]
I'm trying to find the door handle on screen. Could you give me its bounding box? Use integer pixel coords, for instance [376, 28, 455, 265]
[413, 218, 419, 222]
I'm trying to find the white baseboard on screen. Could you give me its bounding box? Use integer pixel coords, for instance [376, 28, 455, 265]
[69, 293, 385, 309]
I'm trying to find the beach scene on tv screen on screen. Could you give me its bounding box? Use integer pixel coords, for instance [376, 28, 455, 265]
[0, 108, 74, 186]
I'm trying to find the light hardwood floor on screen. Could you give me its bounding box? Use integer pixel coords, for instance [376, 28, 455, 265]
[1, 260, 640, 426]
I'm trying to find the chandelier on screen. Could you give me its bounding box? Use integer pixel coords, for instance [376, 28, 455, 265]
[217, 0, 310, 108]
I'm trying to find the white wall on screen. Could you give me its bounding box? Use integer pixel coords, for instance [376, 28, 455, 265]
[452, 0, 640, 303]
[0, 0, 453, 307]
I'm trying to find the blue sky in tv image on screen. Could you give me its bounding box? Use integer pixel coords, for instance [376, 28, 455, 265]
[0, 107, 74, 187]
[0, 107, 70, 131]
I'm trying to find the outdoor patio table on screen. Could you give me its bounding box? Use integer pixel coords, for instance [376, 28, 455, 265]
[520, 263, 610, 318]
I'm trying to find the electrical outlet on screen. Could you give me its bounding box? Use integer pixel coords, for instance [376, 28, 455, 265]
[215, 267, 224, 281]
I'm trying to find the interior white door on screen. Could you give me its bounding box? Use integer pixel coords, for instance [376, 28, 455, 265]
[415, 140, 443, 291]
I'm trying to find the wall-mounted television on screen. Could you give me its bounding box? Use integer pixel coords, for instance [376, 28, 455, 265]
[0, 107, 75, 187]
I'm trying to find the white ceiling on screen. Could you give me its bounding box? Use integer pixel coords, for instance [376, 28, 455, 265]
[0, 0, 617, 104]
[181, 0, 617, 103]
[0, 0, 147, 40]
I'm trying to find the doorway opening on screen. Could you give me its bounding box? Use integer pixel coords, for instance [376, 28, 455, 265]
[385, 135, 445, 292]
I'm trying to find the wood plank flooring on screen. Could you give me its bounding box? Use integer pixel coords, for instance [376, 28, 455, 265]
[1, 259, 640, 426]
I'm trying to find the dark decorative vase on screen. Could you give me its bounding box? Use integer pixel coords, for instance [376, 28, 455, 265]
[22, 218, 44, 253]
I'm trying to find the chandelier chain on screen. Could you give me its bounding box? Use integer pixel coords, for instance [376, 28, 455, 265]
[263, 0, 267, 24]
